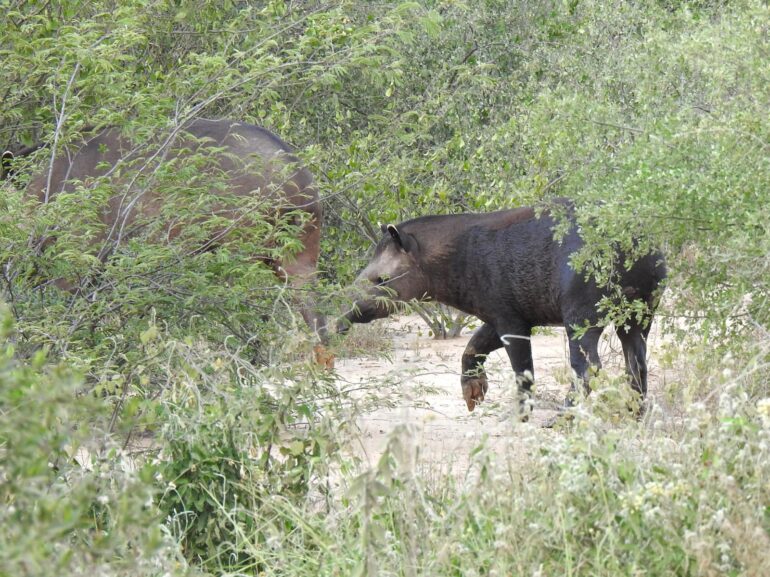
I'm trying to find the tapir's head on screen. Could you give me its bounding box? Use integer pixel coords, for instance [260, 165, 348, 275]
[339, 222, 430, 330]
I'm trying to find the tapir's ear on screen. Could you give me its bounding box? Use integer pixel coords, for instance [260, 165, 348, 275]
[1, 151, 13, 180]
[380, 222, 388, 234]
[386, 224, 412, 252]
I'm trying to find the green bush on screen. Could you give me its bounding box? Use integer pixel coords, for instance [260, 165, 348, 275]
[0, 307, 183, 576]
[153, 333, 352, 572]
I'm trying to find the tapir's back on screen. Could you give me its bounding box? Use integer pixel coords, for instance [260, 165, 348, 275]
[432, 203, 665, 328]
[26, 119, 320, 241]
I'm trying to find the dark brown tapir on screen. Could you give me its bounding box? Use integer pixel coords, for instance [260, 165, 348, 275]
[339, 200, 666, 412]
[5, 118, 327, 341]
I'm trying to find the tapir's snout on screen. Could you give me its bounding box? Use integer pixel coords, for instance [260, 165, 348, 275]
[337, 293, 392, 333]
[336, 316, 352, 335]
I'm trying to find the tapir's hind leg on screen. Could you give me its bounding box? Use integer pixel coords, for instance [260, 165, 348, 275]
[565, 325, 603, 405]
[275, 221, 327, 343]
[615, 322, 651, 399]
[499, 321, 535, 419]
[498, 322, 535, 394]
[461, 323, 504, 411]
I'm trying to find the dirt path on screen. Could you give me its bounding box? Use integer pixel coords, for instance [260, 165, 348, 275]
[335, 315, 665, 475]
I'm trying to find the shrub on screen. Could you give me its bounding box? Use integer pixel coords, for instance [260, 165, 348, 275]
[0, 307, 183, 576]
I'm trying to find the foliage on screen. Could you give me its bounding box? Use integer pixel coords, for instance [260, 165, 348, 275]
[0, 308, 184, 576]
[152, 329, 353, 572]
[413, 302, 473, 340]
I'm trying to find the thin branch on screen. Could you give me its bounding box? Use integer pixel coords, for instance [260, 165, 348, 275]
[446, 42, 479, 89]
[587, 119, 645, 134]
[45, 61, 81, 203]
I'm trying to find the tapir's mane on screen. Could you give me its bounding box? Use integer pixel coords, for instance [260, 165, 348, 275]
[390, 206, 538, 261]
[400, 206, 537, 234]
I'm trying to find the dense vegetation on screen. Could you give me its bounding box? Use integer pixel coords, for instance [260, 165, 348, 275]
[1, 0, 768, 575]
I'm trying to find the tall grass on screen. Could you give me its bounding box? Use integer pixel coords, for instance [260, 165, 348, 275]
[2, 312, 769, 575]
[153, 336, 770, 576]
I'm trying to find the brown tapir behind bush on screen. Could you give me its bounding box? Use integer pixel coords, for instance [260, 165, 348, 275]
[8, 118, 327, 342]
[339, 200, 666, 413]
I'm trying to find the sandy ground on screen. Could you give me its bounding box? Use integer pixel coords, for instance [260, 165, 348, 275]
[335, 315, 666, 475]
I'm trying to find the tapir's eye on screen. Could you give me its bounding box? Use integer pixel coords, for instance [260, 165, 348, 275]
[375, 276, 385, 285]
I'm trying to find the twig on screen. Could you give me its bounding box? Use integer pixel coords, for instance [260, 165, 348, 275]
[588, 119, 645, 134]
[45, 62, 81, 203]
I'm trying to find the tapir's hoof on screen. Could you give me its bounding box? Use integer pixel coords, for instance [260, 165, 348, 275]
[543, 414, 560, 429]
[313, 344, 335, 370]
[462, 377, 488, 412]
[543, 407, 574, 429]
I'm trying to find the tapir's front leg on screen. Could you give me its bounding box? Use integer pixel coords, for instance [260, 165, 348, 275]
[461, 323, 504, 411]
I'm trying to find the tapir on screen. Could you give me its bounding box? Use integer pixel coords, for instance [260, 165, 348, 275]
[339, 200, 666, 412]
[5, 118, 327, 340]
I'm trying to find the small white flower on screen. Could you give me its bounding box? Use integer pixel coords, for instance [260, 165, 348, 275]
[757, 399, 770, 427]
[713, 509, 725, 527]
